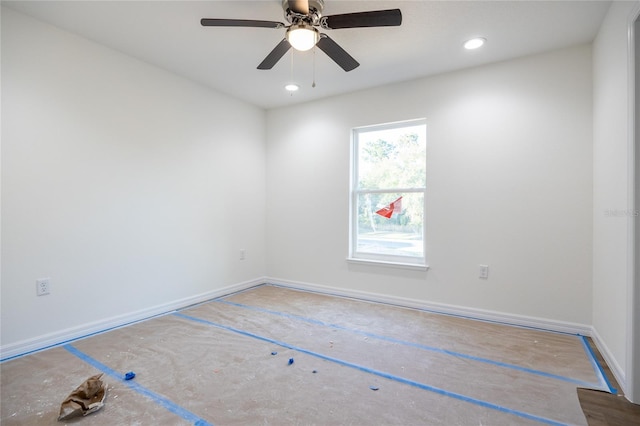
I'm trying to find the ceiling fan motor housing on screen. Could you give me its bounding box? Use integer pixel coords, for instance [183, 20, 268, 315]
[283, 0, 325, 24]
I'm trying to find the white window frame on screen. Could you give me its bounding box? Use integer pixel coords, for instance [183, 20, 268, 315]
[348, 119, 428, 270]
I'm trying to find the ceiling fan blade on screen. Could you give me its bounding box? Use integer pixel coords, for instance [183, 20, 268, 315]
[288, 0, 309, 15]
[201, 18, 284, 29]
[321, 9, 402, 29]
[257, 39, 292, 70]
[316, 34, 359, 72]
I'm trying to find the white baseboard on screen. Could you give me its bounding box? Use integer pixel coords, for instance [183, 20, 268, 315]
[590, 326, 627, 393]
[0, 277, 265, 362]
[1, 276, 601, 365]
[266, 277, 594, 336]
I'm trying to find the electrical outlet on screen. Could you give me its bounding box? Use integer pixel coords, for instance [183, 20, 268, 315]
[36, 278, 51, 296]
[479, 265, 489, 279]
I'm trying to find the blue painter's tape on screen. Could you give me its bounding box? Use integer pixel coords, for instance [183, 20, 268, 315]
[216, 299, 601, 389]
[174, 312, 568, 426]
[579, 336, 617, 394]
[63, 345, 212, 426]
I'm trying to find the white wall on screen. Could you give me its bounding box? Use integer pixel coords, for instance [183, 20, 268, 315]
[592, 0, 640, 402]
[1, 7, 267, 355]
[266, 45, 594, 327]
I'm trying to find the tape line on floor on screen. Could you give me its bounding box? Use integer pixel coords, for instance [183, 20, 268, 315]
[63, 344, 212, 426]
[174, 312, 568, 426]
[214, 298, 604, 390]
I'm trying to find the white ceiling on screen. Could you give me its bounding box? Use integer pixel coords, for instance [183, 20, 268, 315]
[3, 0, 611, 109]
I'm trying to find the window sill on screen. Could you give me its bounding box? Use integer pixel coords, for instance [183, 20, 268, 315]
[346, 257, 430, 271]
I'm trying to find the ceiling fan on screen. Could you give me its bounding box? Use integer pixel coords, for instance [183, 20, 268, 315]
[201, 0, 402, 72]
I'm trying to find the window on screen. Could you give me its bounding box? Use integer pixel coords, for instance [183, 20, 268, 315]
[349, 119, 427, 267]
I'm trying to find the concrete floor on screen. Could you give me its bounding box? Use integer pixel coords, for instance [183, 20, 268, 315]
[1, 284, 611, 425]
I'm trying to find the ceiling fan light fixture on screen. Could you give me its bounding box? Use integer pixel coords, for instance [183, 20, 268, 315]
[285, 83, 300, 91]
[286, 24, 319, 51]
[464, 37, 486, 50]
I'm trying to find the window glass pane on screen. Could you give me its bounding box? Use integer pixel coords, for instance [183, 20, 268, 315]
[355, 192, 424, 258]
[357, 124, 426, 190]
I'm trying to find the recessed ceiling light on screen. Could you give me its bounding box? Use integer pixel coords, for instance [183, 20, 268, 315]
[464, 37, 486, 50]
[285, 83, 299, 92]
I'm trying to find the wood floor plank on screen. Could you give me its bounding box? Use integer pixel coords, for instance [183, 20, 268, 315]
[577, 388, 640, 426]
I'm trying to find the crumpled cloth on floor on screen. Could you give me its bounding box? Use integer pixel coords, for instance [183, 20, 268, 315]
[58, 373, 107, 421]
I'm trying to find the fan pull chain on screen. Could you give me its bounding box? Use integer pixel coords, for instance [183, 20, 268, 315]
[312, 45, 316, 88]
[290, 50, 294, 96]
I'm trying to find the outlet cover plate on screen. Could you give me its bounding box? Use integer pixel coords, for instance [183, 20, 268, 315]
[479, 265, 489, 279]
[36, 278, 51, 296]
